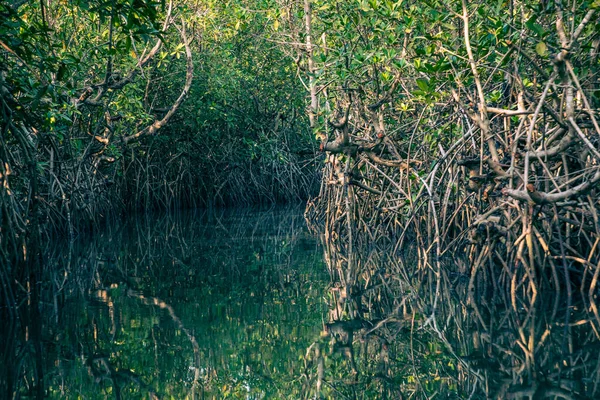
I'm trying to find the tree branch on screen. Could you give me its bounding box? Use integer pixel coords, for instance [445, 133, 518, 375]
[75, 0, 173, 107]
[504, 170, 600, 204]
[123, 18, 193, 145]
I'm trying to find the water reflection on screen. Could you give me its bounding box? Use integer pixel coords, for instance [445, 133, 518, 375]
[3, 208, 600, 399]
[1, 208, 328, 399]
[301, 224, 600, 399]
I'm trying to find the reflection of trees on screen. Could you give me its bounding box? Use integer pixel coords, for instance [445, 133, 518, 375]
[2, 208, 327, 399]
[304, 208, 600, 399]
[131, 292, 202, 399]
[86, 354, 160, 400]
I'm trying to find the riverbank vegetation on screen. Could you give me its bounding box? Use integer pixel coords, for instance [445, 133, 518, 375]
[2, 0, 600, 397]
[298, 0, 600, 397]
[1, 0, 319, 311]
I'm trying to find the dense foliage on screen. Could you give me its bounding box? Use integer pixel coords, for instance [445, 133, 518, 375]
[2, 0, 600, 397]
[294, 0, 600, 397]
[0, 0, 318, 310]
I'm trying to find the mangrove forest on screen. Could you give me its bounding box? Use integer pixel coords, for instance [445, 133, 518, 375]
[1, 0, 600, 398]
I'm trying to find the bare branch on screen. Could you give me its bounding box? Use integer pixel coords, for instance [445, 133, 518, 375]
[487, 107, 533, 116]
[572, 9, 596, 44]
[504, 170, 600, 204]
[367, 76, 401, 111]
[123, 18, 194, 145]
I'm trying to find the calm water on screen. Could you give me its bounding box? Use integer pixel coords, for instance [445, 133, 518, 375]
[3, 208, 600, 399]
[2, 208, 328, 399]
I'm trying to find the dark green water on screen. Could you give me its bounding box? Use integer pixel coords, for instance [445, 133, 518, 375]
[2, 208, 328, 399]
[3, 208, 600, 399]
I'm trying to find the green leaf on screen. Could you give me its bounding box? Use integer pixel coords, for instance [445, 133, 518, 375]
[526, 16, 545, 36]
[535, 42, 548, 57]
[416, 78, 430, 92]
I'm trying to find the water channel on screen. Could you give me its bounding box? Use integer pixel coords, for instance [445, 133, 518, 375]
[2, 208, 600, 399]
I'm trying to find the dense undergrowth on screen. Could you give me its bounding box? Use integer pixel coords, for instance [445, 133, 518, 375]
[296, 0, 600, 397]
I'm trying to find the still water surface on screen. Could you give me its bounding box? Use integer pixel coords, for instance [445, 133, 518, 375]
[3, 208, 328, 399]
[3, 208, 600, 399]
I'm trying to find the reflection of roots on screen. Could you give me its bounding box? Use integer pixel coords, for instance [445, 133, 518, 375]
[305, 163, 600, 397]
[85, 291, 204, 399]
[131, 291, 203, 399]
[87, 355, 160, 400]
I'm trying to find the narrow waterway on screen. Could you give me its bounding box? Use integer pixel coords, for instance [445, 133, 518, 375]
[2, 208, 600, 399]
[1, 208, 328, 399]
